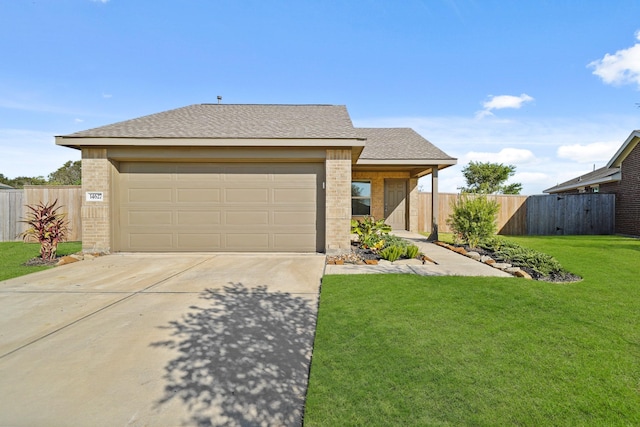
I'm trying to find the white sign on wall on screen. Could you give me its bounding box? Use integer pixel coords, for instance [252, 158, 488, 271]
[86, 192, 104, 202]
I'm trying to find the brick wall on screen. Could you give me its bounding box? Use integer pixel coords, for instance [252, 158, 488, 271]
[616, 143, 640, 236]
[325, 149, 352, 253]
[81, 148, 112, 252]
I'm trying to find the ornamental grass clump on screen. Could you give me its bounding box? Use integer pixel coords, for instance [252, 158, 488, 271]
[20, 199, 69, 260]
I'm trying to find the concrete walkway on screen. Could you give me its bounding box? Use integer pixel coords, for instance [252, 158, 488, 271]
[0, 253, 325, 427]
[324, 231, 512, 277]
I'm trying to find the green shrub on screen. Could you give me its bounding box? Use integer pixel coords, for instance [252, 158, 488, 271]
[379, 245, 404, 262]
[351, 217, 392, 251]
[405, 245, 420, 259]
[446, 194, 499, 249]
[481, 237, 569, 277]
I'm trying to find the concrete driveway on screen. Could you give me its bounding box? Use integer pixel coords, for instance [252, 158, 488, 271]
[0, 253, 325, 427]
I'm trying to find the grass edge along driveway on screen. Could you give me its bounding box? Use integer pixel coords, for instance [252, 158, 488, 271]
[0, 242, 82, 282]
[305, 235, 640, 426]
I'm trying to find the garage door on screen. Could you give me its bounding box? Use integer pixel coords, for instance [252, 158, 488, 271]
[117, 162, 324, 252]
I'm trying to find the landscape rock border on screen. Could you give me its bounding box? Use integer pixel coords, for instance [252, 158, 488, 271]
[433, 241, 582, 283]
[434, 241, 533, 279]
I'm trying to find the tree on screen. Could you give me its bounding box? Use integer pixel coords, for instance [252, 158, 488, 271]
[459, 161, 523, 194]
[48, 160, 81, 185]
[0, 174, 47, 189]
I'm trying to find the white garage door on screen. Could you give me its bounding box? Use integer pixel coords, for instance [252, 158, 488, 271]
[117, 162, 324, 252]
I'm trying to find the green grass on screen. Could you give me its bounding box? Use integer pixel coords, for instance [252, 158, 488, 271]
[305, 235, 640, 426]
[0, 241, 82, 281]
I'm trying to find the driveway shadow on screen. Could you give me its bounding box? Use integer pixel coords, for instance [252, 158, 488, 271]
[151, 283, 316, 427]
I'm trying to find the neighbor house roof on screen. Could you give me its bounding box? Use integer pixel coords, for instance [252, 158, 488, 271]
[63, 104, 361, 140]
[607, 130, 640, 168]
[544, 165, 621, 194]
[356, 128, 455, 162]
[0, 183, 14, 190]
[544, 129, 640, 194]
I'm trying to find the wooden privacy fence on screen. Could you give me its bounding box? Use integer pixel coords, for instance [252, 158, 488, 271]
[526, 194, 615, 235]
[0, 190, 24, 241]
[0, 186, 82, 242]
[418, 192, 528, 235]
[418, 192, 616, 235]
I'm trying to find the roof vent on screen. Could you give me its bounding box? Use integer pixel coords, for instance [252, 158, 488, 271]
[217, 95, 222, 104]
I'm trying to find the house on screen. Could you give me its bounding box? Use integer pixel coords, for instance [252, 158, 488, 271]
[56, 104, 456, 253]
[544, 130, 640, 237]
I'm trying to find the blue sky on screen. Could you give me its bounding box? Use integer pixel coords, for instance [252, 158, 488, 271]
[1, 0, 639, 194]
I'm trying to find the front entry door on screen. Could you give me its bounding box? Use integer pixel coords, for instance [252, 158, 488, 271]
[384, 179, 407, 230]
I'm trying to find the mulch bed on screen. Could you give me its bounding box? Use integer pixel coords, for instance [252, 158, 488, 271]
[23, 257, 61, 267]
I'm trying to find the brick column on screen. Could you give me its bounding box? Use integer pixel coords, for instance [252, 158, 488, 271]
[325, 149, 352, 254]
[81, 148, 112, 253]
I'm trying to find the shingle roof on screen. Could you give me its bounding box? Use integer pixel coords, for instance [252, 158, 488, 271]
[544, 165, 620, 193]
[356, 128, 455, 161]
[65, 104, 360, 139]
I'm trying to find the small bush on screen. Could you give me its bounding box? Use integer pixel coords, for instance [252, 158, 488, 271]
[446, 194, 499, 249]
[481, 237, 571, 278]
[351, 217, 392, 251]
[379, 245, 404, 262]
[20, 199, 69, 260]
[405, 245, 420, 259]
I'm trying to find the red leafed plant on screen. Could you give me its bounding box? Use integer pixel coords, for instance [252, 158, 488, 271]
[20, 199, 69, 260]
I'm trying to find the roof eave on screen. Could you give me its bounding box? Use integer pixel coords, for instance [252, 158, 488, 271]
[606, 130, 640, 168]
[56, 136, 366, 149]
[356, 158, 457, 166]
[543, 172, 621, 194]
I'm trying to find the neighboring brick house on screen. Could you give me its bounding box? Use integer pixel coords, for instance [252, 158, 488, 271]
[56, 104, 456, 253]
[544, 130, 640, 237]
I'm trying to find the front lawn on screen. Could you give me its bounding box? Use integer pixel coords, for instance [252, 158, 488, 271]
[0, 241, 82, 281]
[305, 235, 640, 426]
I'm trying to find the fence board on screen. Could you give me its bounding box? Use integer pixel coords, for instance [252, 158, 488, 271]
[418, 192, 528, 235]
[526, 194, 614, 235]
[23, 186, 82, 242]
[0, 190, 25, 241]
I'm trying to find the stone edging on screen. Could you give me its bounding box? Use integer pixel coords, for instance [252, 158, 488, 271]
[56, 252, 106, 266]
[434, 241, 533, 279]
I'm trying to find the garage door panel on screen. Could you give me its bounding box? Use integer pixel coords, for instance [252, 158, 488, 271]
[226, 233, 269, 250]
[128, 188, 173, 203]
[274, 188, 315, 203]
[225, 211, 269, 225]
[225, 188, 269, 203]
[118, 162, 323, 252]
[127, 210, 173, 226]
[177, 234, 221, 250]
[128, 233, 173, 250]
[177, 211, 221, 225]
[177, 188, 221, 203]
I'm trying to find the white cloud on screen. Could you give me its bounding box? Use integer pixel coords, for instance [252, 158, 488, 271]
[74, 118, 84, 123]
[102, 93, 113, 99]
[354, 113, 637, 195]
[588, 30, 640, 88]
[476, 94, 534, 118]
[462, 148, 537, 165]
[557, 141, 620, 163]
[91, 0, 110, 3]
